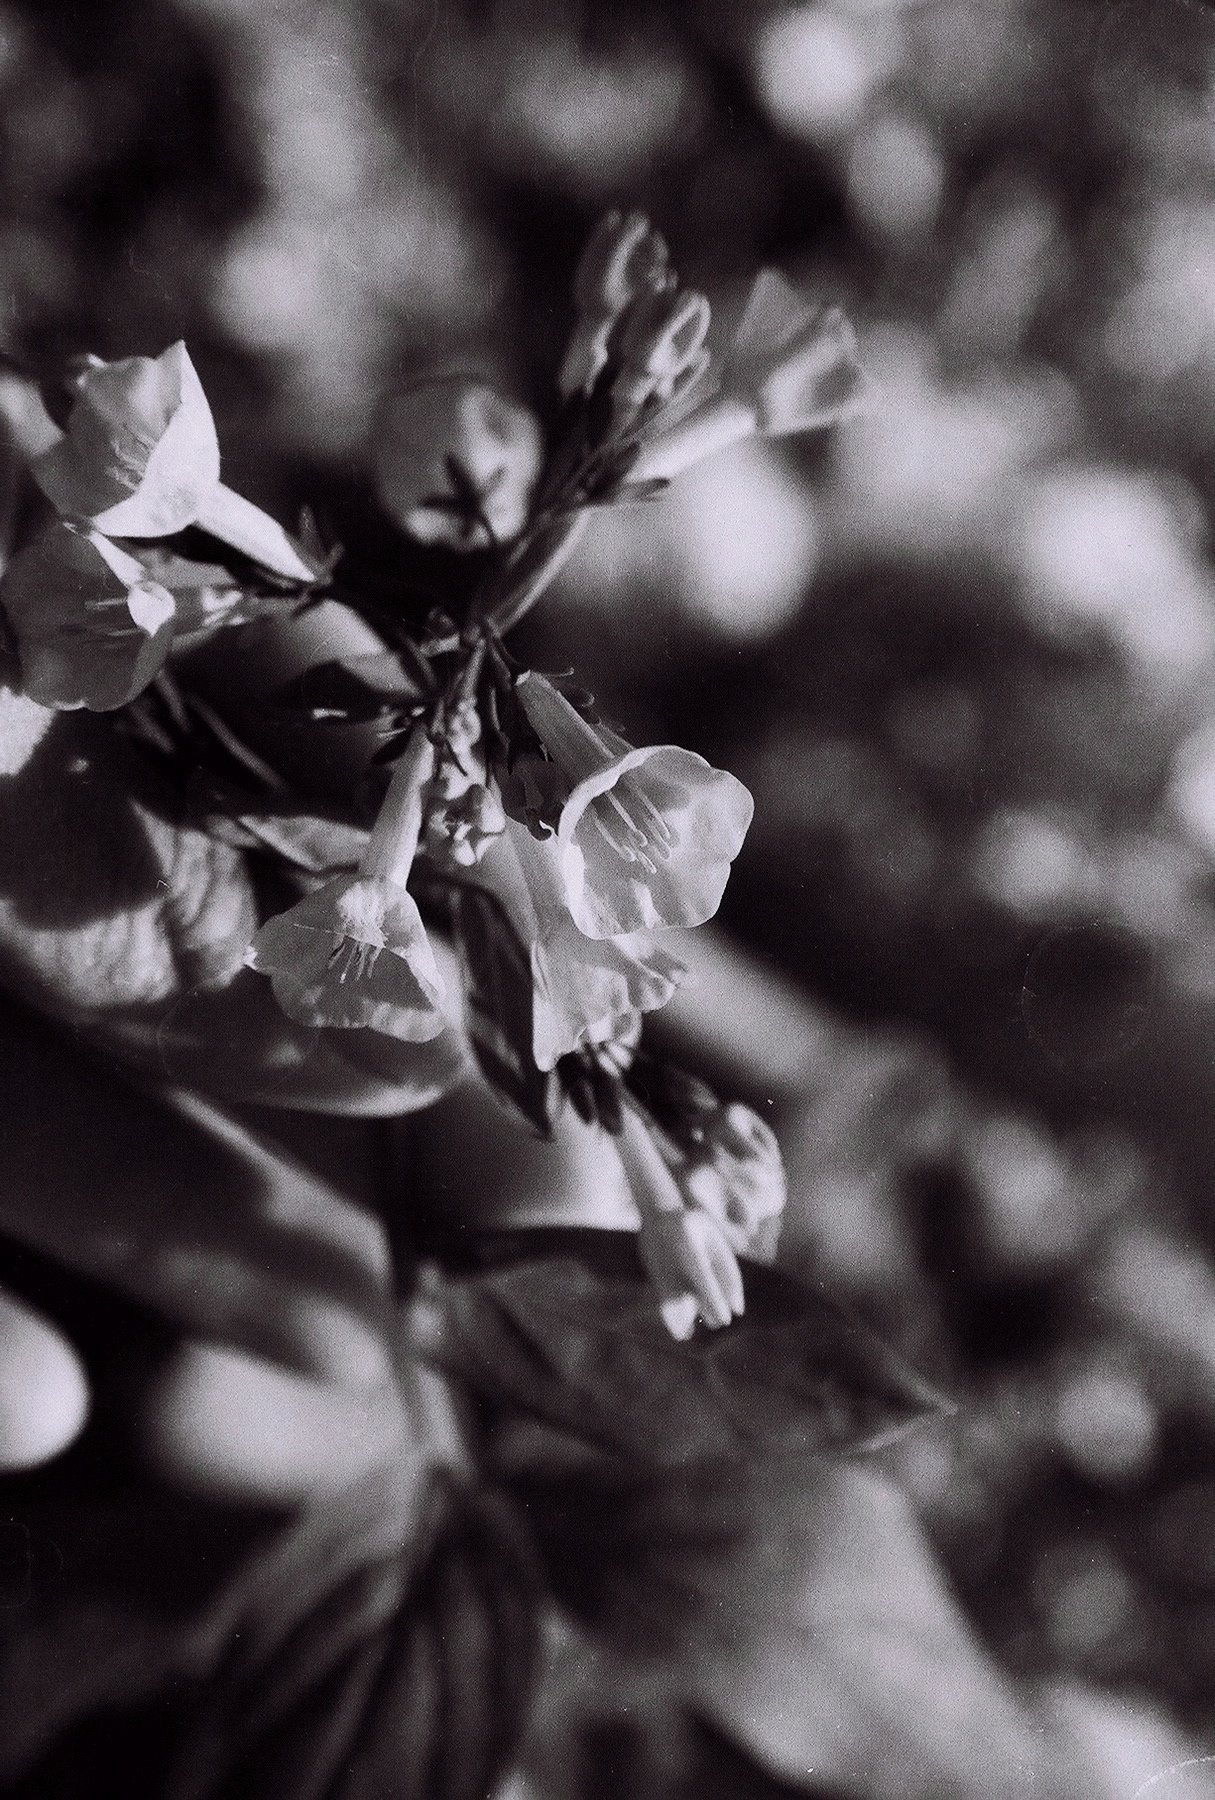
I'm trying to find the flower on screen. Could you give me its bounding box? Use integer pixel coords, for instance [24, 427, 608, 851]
[633, 269, 868, 481]
[677, 1102, 787, 1258]
[372, 377, 544, 549]
[32, 343, 315, 581]
[480, 821, 685, 1071]
[559, 210, 671, 396]
[246, 727, 447, 1040]
[514, 672, 753, 940]
[0, 520, 177, 710]
[618, 1103, 745, 1339]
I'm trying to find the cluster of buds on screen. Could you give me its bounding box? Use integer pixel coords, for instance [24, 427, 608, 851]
[616, 1084, 787, 1340]
[1, 343, 316, 709]
[558, 210, 711, 428]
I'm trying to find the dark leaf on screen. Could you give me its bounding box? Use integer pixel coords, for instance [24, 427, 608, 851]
[450, 884, 553, 1138]
[166, 1475, 542, 1800]
[184, 772, 368, 874]
[272, 655, 422, 724]
[429, 1250, 952, 1469]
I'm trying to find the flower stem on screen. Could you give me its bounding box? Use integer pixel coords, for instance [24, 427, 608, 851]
[485, 511, 588, 637]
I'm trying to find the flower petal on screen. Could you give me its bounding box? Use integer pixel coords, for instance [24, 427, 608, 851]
[558, 744, 754, 939]
[530, 919, 684, 1072]
[247, 874, 446, 1041]
[0, 522, 177, 710]
[36, 343, 220, 536]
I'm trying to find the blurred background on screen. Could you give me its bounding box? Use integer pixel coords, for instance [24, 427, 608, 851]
[10, 0, 1215, 1787]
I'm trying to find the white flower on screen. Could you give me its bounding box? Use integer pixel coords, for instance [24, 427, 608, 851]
[515, 671, 753, 939]
[633, 270, 868, 481]
[618, 1103, 745, 1339]
[372, 377, 543, 549]
[247, 727, 447, 1041]
[0, 521, 176, 710]
[479, 821, 684, 1072]
[32, 343, 315, 580]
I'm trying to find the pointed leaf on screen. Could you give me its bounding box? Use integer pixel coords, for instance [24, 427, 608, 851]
[428, 1248, 952, 1468]
[451, 883, 553, 1137]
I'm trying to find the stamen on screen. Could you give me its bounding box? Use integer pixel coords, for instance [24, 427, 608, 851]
[604, 789, 649, 847]
[633, 789, 674, 851]
[327, 937, 381, 982]
[593, 806, 639, 862]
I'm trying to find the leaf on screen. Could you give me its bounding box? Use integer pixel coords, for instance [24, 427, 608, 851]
[185, 772, 369, 874]
[167, 1477, 541, 1800]
[450, 883, 553, 1138]
[427, 1247, 952, 1469]
[271, 654, 421, 724]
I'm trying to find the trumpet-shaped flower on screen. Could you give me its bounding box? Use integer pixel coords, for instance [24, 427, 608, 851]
[480, 821, 685, 1071]
[677, 1102, 787, 1257]
[32, 343, 315, 581]
[633, 270, 868, 481]
[247, 728, 447, 1040]
[0, 520, 176, 710]
[515, 672, 753, 940]
[372, 378, 543, 549]
[618, 1104, 745, 1339]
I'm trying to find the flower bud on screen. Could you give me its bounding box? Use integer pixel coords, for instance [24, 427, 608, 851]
[618, 1105, 745, 1338]
[372, 378, 543, 550]
[426, 781, 506, 869]
[612, 287, 712, 415]
[559, 211, 672, 395]
[573, 210, 670, 318]
[1, 520, 176, 710]
[631, 271, 867, 481]
[677, 1102, 787, 1258]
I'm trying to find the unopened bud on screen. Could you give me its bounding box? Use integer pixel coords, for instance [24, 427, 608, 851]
[560, 211, 672, 396]
[612, 287, 712, 414]
[573, 210, 670, 318]
[372, 378, 543, 550]
[677, 1101, 786, 1258]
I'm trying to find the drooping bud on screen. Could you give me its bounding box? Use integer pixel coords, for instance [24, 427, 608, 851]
[0, 520, 176, 710]
[677, 1102, 787, 1259]
[617, 1103, 745, 1339]
[372, 378, 544, 550]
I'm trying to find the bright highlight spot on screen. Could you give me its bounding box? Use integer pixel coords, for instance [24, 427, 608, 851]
[755, 9, 875, 138]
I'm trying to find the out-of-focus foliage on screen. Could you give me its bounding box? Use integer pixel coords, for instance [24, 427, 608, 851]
[11, 0, 1215, 1788]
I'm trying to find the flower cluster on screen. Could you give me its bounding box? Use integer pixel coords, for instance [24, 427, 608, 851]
[0, 213, 866, 1335]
